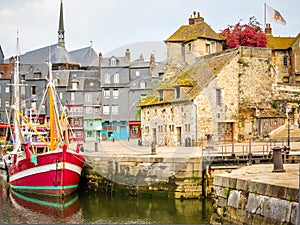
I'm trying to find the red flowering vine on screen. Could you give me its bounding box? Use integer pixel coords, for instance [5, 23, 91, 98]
[221, 17, 267, 49]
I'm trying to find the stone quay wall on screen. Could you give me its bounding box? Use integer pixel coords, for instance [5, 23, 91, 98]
[81, 155, 214, 199]
[211, 164, 299, 225]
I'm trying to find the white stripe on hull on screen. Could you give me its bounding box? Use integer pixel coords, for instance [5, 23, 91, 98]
[9, 162, 82, 182]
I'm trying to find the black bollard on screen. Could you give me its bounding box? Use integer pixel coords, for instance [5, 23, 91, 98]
[272, 146, 285, 172]
[95, 142, 98, 152]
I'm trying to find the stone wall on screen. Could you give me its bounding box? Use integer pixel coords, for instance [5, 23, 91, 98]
[212, 165, 299, 224]
[141, 102, 197, 146]
[81, 155, 213, 199]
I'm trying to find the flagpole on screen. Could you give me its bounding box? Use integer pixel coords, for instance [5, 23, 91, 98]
[264, 3, 266, 29]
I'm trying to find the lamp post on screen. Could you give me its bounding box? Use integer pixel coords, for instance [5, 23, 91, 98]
[287, 108, 292, 148]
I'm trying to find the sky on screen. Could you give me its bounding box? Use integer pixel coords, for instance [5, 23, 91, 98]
[0, 0, 299, 59]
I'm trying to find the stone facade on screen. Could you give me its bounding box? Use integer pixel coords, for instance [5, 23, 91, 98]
[140, 47, 285, 146]
[164, 12, 223, 78]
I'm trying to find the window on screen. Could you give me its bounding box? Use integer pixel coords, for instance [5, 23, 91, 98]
[104, 89, 110, 98]
[5, 101, 9, 107]
[206, 43, 211, 54]
[0, 85, 1, 93]
[87, 131, 93, 137]
[188, 43, 192, 51]
[216, 89, 223, 106]
[105, 74, 110, 83]
[71, 92, 75, 102]
[103, 105, 110, 115]
[136, 71, 140, 76]
[284, 55, 288, 67]
[0, 98, 1, 107]
[85, 93, 92, 102]
[85, 107, 93, 114]
[140, 94, 147, 102]
[113, 89, 119, 99]
[114, 73, 119, 83]
[112, 105, 118, 115]
[110, 58, 117, 66]
[175, 86, 180, 99]
[31, 101, 37, 110]
[31, 86, 36, 95]
[158, 90, 163, 101]
[59, 92, 63, 100]
[5, 87, 9, 93]
[140, 81, 146, 89]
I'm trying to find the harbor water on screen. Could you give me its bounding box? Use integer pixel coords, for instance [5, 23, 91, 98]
[0, 171, 214, 224]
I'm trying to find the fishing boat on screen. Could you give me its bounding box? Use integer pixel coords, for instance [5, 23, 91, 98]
[8, 41, 85, 197]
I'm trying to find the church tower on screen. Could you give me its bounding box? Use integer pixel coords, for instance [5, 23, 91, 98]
[58, 0, 65, 47]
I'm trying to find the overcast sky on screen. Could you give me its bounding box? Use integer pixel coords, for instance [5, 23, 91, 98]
[0, 0, 299, 59]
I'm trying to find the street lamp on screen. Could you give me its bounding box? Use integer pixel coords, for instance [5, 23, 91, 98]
[287, 108, 292, 148]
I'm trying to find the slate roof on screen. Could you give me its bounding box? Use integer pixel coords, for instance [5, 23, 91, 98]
[69, 46, 99, 68]
[101, 56, 130, 67]
[139, 48, 238, 107]
[165, 21, 223, 43]
[20, 44, 76, 65]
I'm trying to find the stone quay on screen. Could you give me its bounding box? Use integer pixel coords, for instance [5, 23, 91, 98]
[211, 164, 299, 225]
[80, 139, 300, 203]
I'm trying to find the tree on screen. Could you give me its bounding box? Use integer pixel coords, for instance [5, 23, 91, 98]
[221, 17, 267, 49]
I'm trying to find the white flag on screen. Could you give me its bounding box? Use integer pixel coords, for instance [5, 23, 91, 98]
[266, 4, 286, 25]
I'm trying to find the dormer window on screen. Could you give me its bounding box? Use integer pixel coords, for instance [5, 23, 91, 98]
[175, 86, 180, 99]
[158, 90, 163, 101]
[110, 58, 117, 66]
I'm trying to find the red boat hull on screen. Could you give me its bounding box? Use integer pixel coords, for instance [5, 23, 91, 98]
[8, 148, 85, 197]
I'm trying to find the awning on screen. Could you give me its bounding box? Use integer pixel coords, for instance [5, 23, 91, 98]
[0, 124, 10, 128]
[129, 121, 141, 126]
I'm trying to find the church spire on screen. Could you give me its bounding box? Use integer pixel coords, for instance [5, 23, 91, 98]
[58, 0, 65, 47]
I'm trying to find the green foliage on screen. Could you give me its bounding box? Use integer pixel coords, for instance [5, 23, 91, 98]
[224, 188, 231, 199]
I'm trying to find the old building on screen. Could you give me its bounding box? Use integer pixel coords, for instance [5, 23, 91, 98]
[265, 23, 300, 85]
[1, 0, 101, 142]
[140, 47, 286, 146]
[100, 50, 164, 140]
[164, 11, 223, 78]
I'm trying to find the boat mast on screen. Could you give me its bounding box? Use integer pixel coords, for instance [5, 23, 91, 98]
[13, 31, 21, 151]
[48, 59, 57, 151]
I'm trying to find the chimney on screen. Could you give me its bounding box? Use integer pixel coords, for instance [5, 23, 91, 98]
[194, 11, 204, 24]
[265, 23, 272, 36]
[189, 14, 195, 25]
[150, 53, 155, 68]
[125, 49, 130, 62]
[99, 52, 102, 65]
[139, 54, 144, 61]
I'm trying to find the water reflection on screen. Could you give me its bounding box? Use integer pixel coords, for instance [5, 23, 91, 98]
[0, 170, 213, 224]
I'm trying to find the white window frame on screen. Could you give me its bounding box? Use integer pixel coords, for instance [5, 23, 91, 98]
[85, 106, 93, 114]
[110, 58, 117, 66]
[103, 105, 110, 115]
[105, 74, 110, 83]
[113, 89, 119, 99]
[114, 73, 119, 83]
[85, 93, 92, 102]
[104, 89, 110, 98]
[112, 105, 118, 115]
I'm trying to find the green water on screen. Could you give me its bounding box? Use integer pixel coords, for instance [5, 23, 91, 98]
[0, 171, 213, 224]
